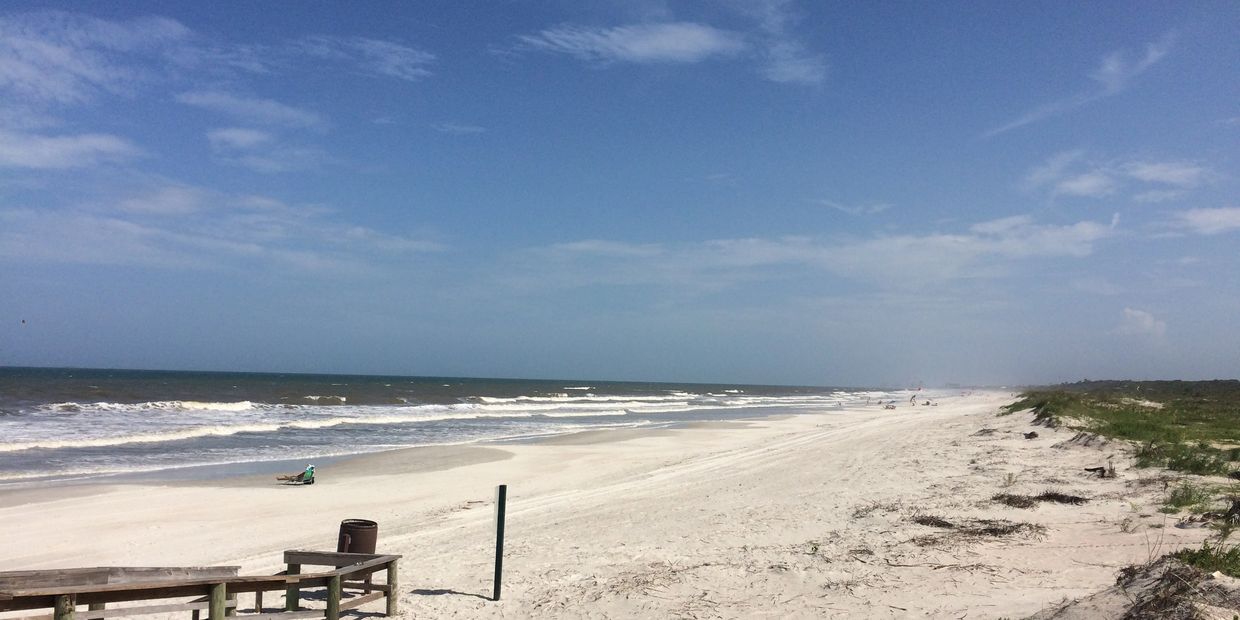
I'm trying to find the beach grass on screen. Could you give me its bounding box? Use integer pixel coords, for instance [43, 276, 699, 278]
[1174, 524, 1240, 577]
[1002, 380, 1240, 476]
[1162, 481, 1213, 512]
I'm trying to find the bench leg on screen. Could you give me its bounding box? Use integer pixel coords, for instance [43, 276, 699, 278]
[54, 595, 75, 620]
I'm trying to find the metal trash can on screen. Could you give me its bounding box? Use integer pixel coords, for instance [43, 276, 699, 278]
[337, 519, 378, 554]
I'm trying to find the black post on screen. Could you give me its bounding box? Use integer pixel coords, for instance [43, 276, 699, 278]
[493, 484, 507, 601]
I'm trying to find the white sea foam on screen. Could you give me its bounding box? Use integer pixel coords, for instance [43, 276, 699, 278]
[304, 395, 348, 403]
[2, 392, 874, 455]
[0, 420, 655, 483]
[44, 400, 254, 413]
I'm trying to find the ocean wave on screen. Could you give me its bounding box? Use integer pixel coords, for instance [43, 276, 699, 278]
[303, 395, 348, 404]
[478, 394, 699, 405]
[0, 419, 659, 484]
[3, 393, 868, 454]
[0, 408, 534, 453]
[45, 400, 254, 414]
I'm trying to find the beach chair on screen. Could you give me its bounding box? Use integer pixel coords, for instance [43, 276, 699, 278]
[277, 464, 315, 485]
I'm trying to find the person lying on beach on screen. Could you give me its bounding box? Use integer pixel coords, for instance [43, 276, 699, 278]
[277, 464, 315, 485]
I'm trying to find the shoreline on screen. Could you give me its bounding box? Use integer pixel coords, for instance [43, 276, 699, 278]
[1, 390, 1204, 617]
[0, 407, 803, 494]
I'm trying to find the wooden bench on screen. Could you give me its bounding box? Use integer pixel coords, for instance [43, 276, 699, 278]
[0, 552, 400, 620]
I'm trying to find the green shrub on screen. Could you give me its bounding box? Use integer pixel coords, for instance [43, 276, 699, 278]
[1173, 540, 1240, 577]
[1164, 482, 1212, 511]
[1135, 442, 1231, 475]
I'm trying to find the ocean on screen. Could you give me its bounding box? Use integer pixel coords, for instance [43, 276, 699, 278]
[0, 367, 894, 485]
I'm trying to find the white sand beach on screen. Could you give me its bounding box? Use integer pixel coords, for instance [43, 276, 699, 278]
[0, 392, 1213, 618]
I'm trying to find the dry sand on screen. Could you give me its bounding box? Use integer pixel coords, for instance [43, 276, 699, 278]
[0, 392, 1214, 618]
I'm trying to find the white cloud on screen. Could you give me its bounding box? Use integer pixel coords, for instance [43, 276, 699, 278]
[117, 185, 206, 215]
[229, 147, 330, 174]
[0, 187, 445, 273]
[985, 34, 1173, 137]
[0, 11, 189, 104]
[170, 41, 273, 75]
[515, 3, 824, 86]
[0, 106, 61, 131]
[516, 214, 1114, 292]
[551, 240, 665, 258]
[203, 126, 323, 173]
[761, 40, 825, 84]
[1055, 171, 1117, 197]
[176, 91, 325, 128]
[519, 22, 747, 64]
[1134, 189, 1185, 203]
[1025, 151, 1212, 201]
[817, 200, 890, 215]
[1116, 308, 1166, 339]
[1024, 149, 1086, 189]
[746, 0, 826, 85]
[340, 226, 447, 253]
[1123, 161, 1207, 188]
[294, 36, 435, 81]
[0, 11, 438, 116]
[0, 129, 140, 168]
[1172, 207, 1240, 235]
[206, 127, 272, 150]
[1091, 38, 1171, 94]
[431, 122, 486, 135]
[1071, 277, 1124, 296]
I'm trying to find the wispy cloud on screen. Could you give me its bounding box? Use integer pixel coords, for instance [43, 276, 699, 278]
[984, 34, 1173, 138]
[519, 22, 747, 64]
[1171, 207, 1240, 235]
[516, 2, 825, 86]
[816, 200, 890, 215]
[550, 239, 664, 258]
[0, 185, 445, 273]
[117, 185, 206, 215]
[0, 129, 140, 168]
[510, 214, 1114, 293]
[431, 122, 486, 135]
[1123, 161, 1208, 187]
[1024, 149, 1085, 187]
[206, 127, 272, 150]
[1116, 307, 1166, 339]
[761, 40, 825, 84]
[204, 128, 327, 173]
[0, 10, 436, 112]
[1025, 150, 1211, 201]
[177, 91, 325, 128]
[1134, 189, 1187, 203]
[293, 36, 435, 81]
[743, 0, 826, 85]
[0, 11, 189, 104]
[1055, 171, 1118, 198]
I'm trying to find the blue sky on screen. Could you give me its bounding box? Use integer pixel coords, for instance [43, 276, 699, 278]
[1, 1, 1237, 387]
